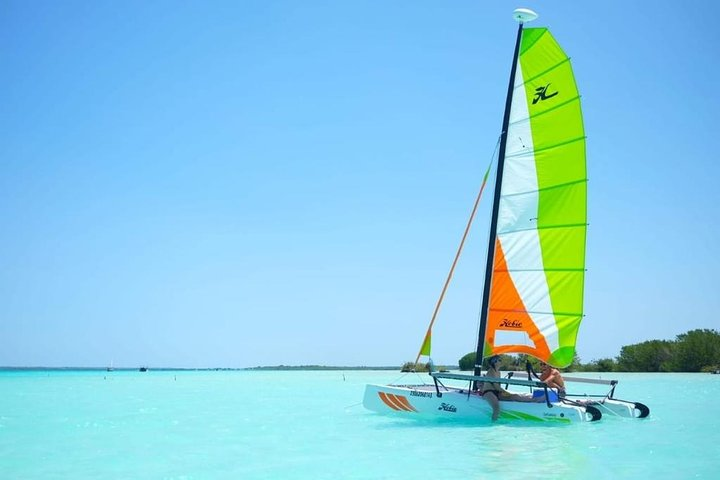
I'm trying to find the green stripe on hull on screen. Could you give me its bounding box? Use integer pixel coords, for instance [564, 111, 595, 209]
[500, 410, 573, 423]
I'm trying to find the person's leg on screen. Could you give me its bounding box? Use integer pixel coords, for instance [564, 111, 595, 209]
[484, 393, 500, 421]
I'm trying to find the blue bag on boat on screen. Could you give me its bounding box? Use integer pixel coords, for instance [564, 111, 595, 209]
[532, 389, 559, 402]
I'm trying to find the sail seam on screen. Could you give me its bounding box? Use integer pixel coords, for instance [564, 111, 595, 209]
[490, 308, 583, 317]
[494, 268, 585, 272]
[505, 136, 586, 159]
[520, 58, 571, 86]
[500, 178, 587, 198]
[508, 95, 581, 126]
[498, 223, 587, 235]
[520, 28, 547, 55]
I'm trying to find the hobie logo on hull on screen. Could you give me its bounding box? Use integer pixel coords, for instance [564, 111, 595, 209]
[377, 392, 417, 412]
[438, 403, 457, 413]
[532, 83, 558, 104]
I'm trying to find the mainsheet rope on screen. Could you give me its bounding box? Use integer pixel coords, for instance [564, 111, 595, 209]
[413, 137, 501, 367]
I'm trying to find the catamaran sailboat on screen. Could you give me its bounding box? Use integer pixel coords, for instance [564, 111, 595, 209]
[363, 8, 649, 423]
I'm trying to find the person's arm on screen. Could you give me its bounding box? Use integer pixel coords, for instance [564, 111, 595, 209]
[546, 370, 562, 389]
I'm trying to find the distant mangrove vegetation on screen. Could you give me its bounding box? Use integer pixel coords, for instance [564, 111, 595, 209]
[400, 362, 450, 373]
[454, 329, 720, 373]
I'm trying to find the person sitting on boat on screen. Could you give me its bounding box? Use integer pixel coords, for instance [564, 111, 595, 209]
[480, 355, 534, 421]
[539, 362, 566, 398]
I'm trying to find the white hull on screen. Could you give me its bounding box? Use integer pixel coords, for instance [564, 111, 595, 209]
[572, 397, 649, 418]
[364, 384, 597, 423]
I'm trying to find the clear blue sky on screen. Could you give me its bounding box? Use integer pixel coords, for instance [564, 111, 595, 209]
[2, 1, 719, 368]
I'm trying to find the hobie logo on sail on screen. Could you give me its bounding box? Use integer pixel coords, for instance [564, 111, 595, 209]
[532, 83, 558, 104]
[500, 319, 523, 328]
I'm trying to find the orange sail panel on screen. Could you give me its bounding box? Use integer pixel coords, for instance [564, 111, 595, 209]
[486, 239, 551, 359]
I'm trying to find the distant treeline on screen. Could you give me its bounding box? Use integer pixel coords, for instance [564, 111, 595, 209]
[454, 329, 720, 373]
[576, 328, 720, 373]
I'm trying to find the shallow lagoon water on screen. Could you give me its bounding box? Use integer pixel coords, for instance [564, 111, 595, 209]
[1, 370, 718, 479]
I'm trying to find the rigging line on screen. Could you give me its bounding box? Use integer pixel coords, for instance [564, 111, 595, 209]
[390, 371, 421, 385]
[414, 136, 501, 366]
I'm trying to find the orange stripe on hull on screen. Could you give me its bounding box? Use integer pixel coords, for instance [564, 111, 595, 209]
[377, 392, 416, 412]
[390, 394, 418, 412]
[486, 239, 551, 360]
[378, 392, 404, 411]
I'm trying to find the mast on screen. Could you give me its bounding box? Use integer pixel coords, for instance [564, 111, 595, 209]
[473, 9, 537, 379]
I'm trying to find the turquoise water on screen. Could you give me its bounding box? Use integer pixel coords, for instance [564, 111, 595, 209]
[1, 370, 718, 479]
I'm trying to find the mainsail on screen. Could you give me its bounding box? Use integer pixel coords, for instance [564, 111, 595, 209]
[482, 27, 587, 367]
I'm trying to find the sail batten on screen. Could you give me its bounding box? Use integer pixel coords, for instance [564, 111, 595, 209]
[494, 268, 586, 273]
[521, 58, 572, 85]
[490, 308, 584, 316]
[518, 28, 548, 55]
[504, 137, 586, 158]
[508, 96, 581, 124]
[499, 224, 587, 233]
[500, 178, 588, 198]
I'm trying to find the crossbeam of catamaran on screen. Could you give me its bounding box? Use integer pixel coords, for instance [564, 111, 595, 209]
[502, 371, 618, 386]
[429, 372, 559, 408]
[431, 371, 553, 389]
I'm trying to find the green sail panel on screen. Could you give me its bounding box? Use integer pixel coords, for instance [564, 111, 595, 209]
[486, 27, 587, 367]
